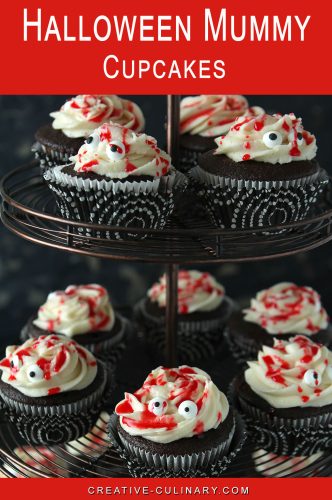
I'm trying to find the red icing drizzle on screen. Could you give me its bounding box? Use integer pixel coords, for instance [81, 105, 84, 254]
[117, 366, 217, 433]
[48, 387, 60, 396]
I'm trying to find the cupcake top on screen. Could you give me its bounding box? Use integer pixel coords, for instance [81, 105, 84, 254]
[214, 113, 317, 164]
[0, 335, 97, 397]
[245, 335, 332, 408]
[115, 365, 229, 443]
[33, 284, 115, 337]
[180, 95, 264, 137]
[147, 270, 225, 314]
[70, 123, 171, 179]
[243, 282, 329, 336]
[50, 95, 145, 138]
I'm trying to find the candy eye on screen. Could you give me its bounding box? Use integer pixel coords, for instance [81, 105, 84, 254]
[27, 365, 44, 382]
[148, 397, 167, 416]
[84, 132, 100, 151]
[303, 369, 322, 387]
[178, 400, 198, 419]
[263, 131, 283, 148]
[288, 130, 304, 145]
[106, 141, 126, 162]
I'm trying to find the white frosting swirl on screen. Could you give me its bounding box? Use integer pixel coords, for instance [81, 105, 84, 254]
[245, 336, 332, 408]
[214, 113, 317, 164]
[148, 270, 225, 314]
[33, 284, 115, 337]
[71, 123, 171, 179]
[115, 366, 229, 443]
[0, 335, 97, 397]
[180, 95, 264, 137]
[244, 282, 329, 335]
[50, 95, 145, 138]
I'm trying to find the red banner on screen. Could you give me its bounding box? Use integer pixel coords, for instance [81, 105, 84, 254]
[0, 0, 331, 94]
[0, 478, 331, 498]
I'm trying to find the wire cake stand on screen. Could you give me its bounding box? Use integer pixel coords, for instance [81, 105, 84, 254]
[0, 96, 332, 478]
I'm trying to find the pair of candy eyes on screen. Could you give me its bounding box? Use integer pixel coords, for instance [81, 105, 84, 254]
[148, 397, 198, 418]
[262, 130, 304, 148]
[10, 358, 44, 382]
[84, 134, 125, 161]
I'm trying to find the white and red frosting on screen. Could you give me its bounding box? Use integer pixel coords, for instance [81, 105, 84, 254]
[116, 366, 229, 443]
[0, 335, 97, 397]
[148, 270, 225, 314]
[180, 95, 264, 137]
[214, 113, 317, 164]
[71, 123, 171, 179]
[33, 284, 114, 337]
[245, 336, 332, 408]
[50, 95, 145, 138]
[244, 282, 329, 335]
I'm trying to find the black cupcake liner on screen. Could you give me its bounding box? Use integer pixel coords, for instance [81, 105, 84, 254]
[0, 362, 112, 446]
[229, 379, 332, 456]
[107, 412, 246, 477]
[179, 146, 201, 173]
[134, 298, 233, 363]
[32, 142, 71, 175]
[224, 328, 259, 368]
[44, 167, 187, 241]
[189, 166, 329, 230]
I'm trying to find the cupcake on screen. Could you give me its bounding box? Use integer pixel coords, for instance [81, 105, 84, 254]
[179, 95, 264, 172]
[225, 282, 332, 365]
[135, 270, 233, 362]
[190, 113, 328, 229]
[21, 284, 129, 367]
[0, 335, 109, 445]
[0, 446, 69, 478]
[44, 123, 185, 240]
[232, 335, 332, 456]
[33, 94, 145, 172]
[109, 365, 245, 477]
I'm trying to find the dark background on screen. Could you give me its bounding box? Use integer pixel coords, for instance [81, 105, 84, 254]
[0, 95, 332, 353]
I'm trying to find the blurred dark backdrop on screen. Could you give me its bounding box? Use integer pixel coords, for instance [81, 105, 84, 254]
[0, 95, 332, 352]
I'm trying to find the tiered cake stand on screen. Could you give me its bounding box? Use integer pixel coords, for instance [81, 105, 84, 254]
[1, 96, 332, 477]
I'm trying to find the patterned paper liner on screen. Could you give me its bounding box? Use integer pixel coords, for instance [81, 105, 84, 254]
[44, 166, 187, 240]
[179, 146, 202, 173]
[189, 166, 329, 230]
[20, 313, 131, 370]
[229, 378, 332, 456]
[107, 412, 246, 477]
[134, 297, 234, 363]
[32, 142, 74, 173]
[0, 362, 112, 445]
[224, 328, 261, 368]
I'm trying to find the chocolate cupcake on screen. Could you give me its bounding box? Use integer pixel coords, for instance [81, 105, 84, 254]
[21, 284, 129, 367]
[0, 335, 109, 445]
[44, 123, 185, 240]
[33, 95, 145, 172]
[232, 335, 332, 456]
[109, 365, 245, 477]
[179, 95, 264, 172]
[135, 270, 233, 362]
[225, 282, 332, 365]
[190, 113, 328, 229]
